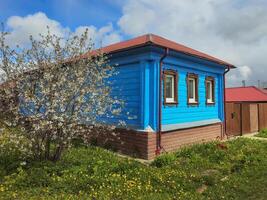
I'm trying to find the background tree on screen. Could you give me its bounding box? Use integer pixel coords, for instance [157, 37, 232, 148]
[0, 25, 124, 161]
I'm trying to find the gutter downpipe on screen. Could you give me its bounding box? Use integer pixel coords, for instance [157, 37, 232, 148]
[223, 66, 230, 139]
[156, 47, 169, 156]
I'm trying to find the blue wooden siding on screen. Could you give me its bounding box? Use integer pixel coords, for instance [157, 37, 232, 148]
[103, 59, 158, 131]
[105, 47, 226, 132]
[18, 46, 227, 132]
[161, 63, 222, 125]
[100, 62, 142, 129]
[141, 60, 159, 131]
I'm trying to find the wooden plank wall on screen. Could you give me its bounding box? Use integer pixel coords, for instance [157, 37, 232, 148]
[259, 103, 267, 130]
[241, 103, 251, 134]
[225, 103, 234, 135]
[226, 102, 267, 136]
[225, 103, 241, 136]
[250, 104, 259, 132]
[233, 104, 241, 135]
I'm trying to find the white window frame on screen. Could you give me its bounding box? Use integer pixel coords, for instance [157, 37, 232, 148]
[165, 74, 175, 103]
[206, 80, 214, 103]
[188, 77, 197, 103]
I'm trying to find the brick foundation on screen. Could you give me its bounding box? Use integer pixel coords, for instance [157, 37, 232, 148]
[147, 122, 223, 159]
[93, 123, 223, 160]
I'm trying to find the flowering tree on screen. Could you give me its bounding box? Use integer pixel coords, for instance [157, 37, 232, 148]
[0, 25, 123, 161]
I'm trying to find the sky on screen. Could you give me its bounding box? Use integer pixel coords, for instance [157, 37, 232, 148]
[0, 0, 267, 87]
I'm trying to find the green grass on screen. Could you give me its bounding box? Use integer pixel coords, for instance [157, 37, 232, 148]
[1, 138, 267, 199]
[255, 128, 267, 138]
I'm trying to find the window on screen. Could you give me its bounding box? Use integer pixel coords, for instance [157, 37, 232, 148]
[163, 70, 178, 105]
[206, 76, 215, 104]
[187, 73, 198, 105]
[165, 75, 174, 102]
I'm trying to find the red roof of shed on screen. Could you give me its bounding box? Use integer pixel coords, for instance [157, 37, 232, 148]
[86, 34, 235, 68]
[225, 86, 267, 102]
[260, 88, 267, 94]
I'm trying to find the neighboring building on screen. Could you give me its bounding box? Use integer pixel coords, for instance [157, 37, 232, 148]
[89, 34, 235, 159]
[225, 86, 267, 136]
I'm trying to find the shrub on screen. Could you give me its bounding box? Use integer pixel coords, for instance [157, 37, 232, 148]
[202, 175, 216, 186]
[255, 128, 267, 138]
[151, 153, 177, 167]
[5, 167, 51, 188]
[0, 127, 32, 172]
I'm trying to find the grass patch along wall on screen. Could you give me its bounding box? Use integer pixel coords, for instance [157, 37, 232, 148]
[1, 138, 267, 199]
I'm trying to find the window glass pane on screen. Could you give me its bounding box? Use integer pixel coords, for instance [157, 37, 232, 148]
[207, 80, 214, 103]
[166, 75, 173, 98]
[189, 79, 194, 99]
[207, 81, 211, 99]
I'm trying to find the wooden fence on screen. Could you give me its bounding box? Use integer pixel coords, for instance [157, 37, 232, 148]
[259, 103, 267, 130]
[226, 102, 267, 136]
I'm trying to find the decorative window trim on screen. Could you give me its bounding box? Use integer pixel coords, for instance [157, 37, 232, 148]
[163, 70, 178, 105]
[205, 76, 215, 105]
[187, 73, 199, 106]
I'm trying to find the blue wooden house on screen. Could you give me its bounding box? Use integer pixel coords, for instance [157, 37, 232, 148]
[93, 34, 235, 159]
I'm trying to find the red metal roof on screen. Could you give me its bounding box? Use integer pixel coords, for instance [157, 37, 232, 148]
[226, 86, 267, 102]
[86, 34, 235, 68]
[260, 88, 267, 94]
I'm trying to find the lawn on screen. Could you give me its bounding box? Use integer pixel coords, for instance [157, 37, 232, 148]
[1, 138, 267, 199]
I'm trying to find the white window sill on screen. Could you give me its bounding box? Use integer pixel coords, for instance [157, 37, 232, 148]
[207, 100, 215, 104]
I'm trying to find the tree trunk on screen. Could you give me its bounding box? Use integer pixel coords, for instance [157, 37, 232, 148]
[44, 133, 51, 160]
[52, 145, 64, 161]
[51, 128, 64, 161]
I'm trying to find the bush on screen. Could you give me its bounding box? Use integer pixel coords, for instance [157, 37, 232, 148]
[255, 128, 267, 138]
[151, 153, 177, 167]
[0, 126, 32, 172]
[3, 166, 51, 189]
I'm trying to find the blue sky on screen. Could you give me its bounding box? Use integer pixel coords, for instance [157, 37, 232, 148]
[0, 0, 123, 30]
[0, 0, 267, 87]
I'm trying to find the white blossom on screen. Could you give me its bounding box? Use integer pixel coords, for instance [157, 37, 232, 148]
[0, 25, 125, 161]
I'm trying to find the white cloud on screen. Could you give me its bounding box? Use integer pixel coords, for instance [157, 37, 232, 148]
[227, 66, 252, 86]
[239, 66, 252, 80]
[118, 0, 267, 87]
[73, 23, 122, 47]
[6, 12, 68, 47]
[5, 12, 121, 48]
[102, 32, 122, 46]
[118, 1, 156, 36]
